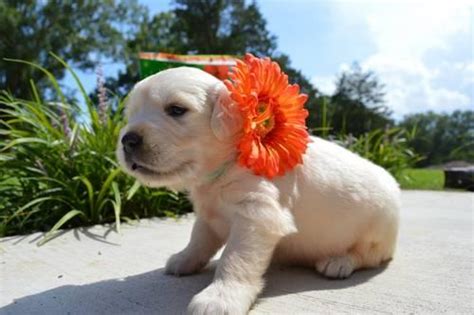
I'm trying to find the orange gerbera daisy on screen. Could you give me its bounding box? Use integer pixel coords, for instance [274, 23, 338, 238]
[224, 53, 310, 179]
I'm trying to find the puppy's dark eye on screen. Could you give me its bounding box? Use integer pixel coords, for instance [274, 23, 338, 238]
[165, 104, 188, 117]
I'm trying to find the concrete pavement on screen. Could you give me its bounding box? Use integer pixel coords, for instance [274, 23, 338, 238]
[1, 191, 473, 314]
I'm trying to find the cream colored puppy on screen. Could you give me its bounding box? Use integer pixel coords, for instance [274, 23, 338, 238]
[117, 67, 400, 315]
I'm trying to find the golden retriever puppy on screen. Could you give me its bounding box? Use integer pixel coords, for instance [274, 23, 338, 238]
[116, 67, 400, 315]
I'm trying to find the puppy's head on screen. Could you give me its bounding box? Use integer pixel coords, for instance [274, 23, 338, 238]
[116, 67, 241, 188]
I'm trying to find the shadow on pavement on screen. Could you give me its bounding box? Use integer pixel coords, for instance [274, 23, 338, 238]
[0, 225, 120, 247]
[1, 263, 386, 315]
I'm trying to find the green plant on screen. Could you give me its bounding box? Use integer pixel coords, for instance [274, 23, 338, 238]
[335, 128, 422, 180]
[398, 169, 444, 190]
[309, 96, 332, 138]
[0, 55, 191, 243]
[399, 110, 474, 166]
[308, 96, 420, 181]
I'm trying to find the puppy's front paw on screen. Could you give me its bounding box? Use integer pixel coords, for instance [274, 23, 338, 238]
[165, 250, 207, 276]
[188, 281, 258, 315]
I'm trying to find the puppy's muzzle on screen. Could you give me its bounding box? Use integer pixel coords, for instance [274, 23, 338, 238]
[121, 132, 142, 154]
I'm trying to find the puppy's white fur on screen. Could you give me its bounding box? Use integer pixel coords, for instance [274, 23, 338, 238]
[117, 67, 400, 315]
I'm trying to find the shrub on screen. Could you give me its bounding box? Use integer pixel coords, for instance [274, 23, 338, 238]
[0, 56, 190, 243]
[312, 98, 422, 181]
[334, 128, 422, 180]
[0, 56, 422, 242]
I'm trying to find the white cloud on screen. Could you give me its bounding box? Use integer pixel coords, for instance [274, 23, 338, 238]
[311, 75, 336, 95]
[465, 62, 474, 73]
[456, 62, 474, 86]
[329, 0, 473, 118]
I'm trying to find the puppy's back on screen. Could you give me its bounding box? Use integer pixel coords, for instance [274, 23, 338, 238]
[273, 136, 400, 265]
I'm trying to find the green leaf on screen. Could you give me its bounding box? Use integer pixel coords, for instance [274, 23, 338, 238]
[126, 180, 141, 200]
[4, 58, 67, 107]
[69, 124, 79, 148]
[111, 182, 122, 234]
[96, 168, 122, 205]
[120, 216, 136, 225]
[49, 52, 96, 126]
[1, 137, 50, 151]
[38, 210, 86, 246]
[94, 168, 122, 220]
[29, 79, 41, 104]
[6, 196, 61, 223]
[73, 176, 95, 214]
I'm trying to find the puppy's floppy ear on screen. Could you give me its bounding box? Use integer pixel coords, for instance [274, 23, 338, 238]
[210, 82, 242, 141]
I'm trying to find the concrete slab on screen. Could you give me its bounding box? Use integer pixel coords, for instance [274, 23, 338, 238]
[0, 191, 473, 314]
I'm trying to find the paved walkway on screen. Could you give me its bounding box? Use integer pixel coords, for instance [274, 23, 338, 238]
[1, 191, 473, 314]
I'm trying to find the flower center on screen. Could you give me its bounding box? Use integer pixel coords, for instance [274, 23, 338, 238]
[253, 101, 275, 137]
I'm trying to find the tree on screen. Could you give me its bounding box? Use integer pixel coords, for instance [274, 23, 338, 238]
[104, 11, 183, 97]
[172, 0, 319, 106]
[105, 0, 318, 112]
[329, 63, 393, 136]
[0, 0, 144, 99]
[272, 54, 320, 130]
[173, 0, 277, 56]
[399, 110, 474, 166]
[106, 0, 278, 95]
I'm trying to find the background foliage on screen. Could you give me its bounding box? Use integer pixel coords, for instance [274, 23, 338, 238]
[399, 111, 474, 166]
[0, 0, 145, 100]
[0, 58, 190, 239]
[1, 0, 472, 239]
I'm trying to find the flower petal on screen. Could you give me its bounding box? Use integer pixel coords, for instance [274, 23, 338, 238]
[226, 53, 309, 179]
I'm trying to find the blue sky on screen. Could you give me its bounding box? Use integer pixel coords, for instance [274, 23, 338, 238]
[64, 0, 473, 119]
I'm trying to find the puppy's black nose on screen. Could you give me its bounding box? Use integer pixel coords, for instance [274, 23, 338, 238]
[121, 132, 142, 153]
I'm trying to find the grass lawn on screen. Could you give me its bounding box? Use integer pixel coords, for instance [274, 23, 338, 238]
[399, 168, 445, 190]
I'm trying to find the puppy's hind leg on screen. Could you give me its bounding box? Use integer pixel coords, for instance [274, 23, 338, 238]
[316, 255, 357, 279]
[315, 241, 394, 279]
